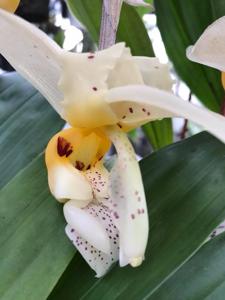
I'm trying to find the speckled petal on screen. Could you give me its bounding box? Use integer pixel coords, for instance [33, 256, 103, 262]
[85, 161, 109, 200]
[187, 16, 225, 71]
[64, 202, 119, 277]
[106, 128, 149, 267]
[106, 85, 225, 142]
[0, 9, 63, 115]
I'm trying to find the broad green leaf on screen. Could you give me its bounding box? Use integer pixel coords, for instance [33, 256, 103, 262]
[49, 132, 225, 299]
[136, 0, 153, 17]
[66, 0, 173, 150]
[0, 72, 64, 188]
[155, 0, 224, 112]
[0, 155, 74, 300]
[152, 232, 225, 299]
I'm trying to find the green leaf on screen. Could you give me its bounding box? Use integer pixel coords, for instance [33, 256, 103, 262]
[152, 232, 225, 299]
[0, 155, 74, 300]
[66, 0, 173, 150]
[155, 0, 225, 112]
[49, 132, 225, 299]
[211, 0, 225, 19]
[143, 118, 173, 150]
[136, 0, 153, 17]
[0, 72, 64, 188]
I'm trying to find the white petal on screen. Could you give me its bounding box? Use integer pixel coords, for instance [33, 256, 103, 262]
[134, 57, 173, 91]
[187, 16, 225, 71]
[0, 9, 63, 115]
[47, 162, 93, 203]
[64, 202, 119, 277]
[64, 201, 111, 254]
[85, 161, 109, 200]
[106, 128, 149, 267]
[107, 85, 225, 142]
[124, 0, 150, 7]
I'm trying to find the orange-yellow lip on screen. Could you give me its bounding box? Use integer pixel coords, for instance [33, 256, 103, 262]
[0, 0, 20, 12]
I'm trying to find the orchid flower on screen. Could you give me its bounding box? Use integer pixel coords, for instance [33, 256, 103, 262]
[1, 9, 225, 278]
[187, 16, 225, 89]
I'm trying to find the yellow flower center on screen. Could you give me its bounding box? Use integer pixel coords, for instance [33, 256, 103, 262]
[45, 127, 111, 172]
[0, 0, 20, 12]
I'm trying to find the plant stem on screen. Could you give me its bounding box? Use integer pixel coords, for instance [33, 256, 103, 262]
[99, 0, 123, 50]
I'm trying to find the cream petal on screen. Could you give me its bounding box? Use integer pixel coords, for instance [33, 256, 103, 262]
[105, 128, 149, 267]
[133, 57, 173, 91]
[47, 162, 93, 203]
[85, 161, 110, 200]
[66, 224, 117, 278]
[124, 0, 150, 6]
[0, 9, 63, 115]
[187, 16, 225, 71]
[106, 85, 225, 141]
[64, 201, 120, 273]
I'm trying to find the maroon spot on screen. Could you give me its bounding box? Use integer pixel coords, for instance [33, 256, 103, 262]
[141, 208, 145, 214]
[113, 212, 119, 219]
[70, 228, 74, 233]
[142, 108, 146, 112]
[75, 160, 85, 171]
[86, 164, 91, 170]
[135, 191, 139, 196]
[147, 111, 151, 116]
[92, 86, 98, 91]
[122, 115, 126, 119]
[138, 196, 141, 202]
[88, 54, 95, 59]
[57, 136, 73, 157]
[129, 107, 133, 113]
[131, 214, 135, 219]
[117, 123, 122, 129]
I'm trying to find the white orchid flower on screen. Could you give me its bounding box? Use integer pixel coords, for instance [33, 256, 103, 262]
[1, 9, 225, 278]
[187, 16, 225, 90]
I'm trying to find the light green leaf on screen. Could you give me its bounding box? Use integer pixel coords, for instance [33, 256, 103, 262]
[0, 72, 64, 188]
[49, 132, 225, 299]
[155, 0, 225, 112]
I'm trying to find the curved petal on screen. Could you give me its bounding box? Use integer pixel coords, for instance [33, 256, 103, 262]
[85, 161, 110, 200]
[0, 9, 63, 115]
[106, 85, 225, 142]
[105, 128, 149, 267]
[0, 0, 20, 12]
[64, 201, 119, 277]
[45, 129, 93, 203]
[133, 57, 173, 91]
[187, 16, 225, 71]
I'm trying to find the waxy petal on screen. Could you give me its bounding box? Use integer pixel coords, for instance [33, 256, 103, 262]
[187, 16, 225, 71]
[85, 161, 109, 200]
[0, 9, 63, 115]
[106, 128, 148, 267]
[66, 224, 117, 278]
[107, 85, 225, 141]
[134, 57, 173, 91]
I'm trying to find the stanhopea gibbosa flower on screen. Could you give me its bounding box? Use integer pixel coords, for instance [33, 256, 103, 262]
[1, 9, 225, 277]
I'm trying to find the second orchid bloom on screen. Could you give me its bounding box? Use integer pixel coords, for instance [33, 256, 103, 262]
[1, 9, 225, 277]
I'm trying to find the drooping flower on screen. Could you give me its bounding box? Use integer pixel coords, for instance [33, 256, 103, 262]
[1, 9, 225, 277]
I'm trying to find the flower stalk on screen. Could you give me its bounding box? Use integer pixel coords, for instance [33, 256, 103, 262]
[99, 0, 123, 50]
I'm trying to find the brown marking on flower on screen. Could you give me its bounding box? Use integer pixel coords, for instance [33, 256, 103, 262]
[57, 136, 73, 157]
[129, 107, 133, 113]
[75, 160, 85, 171]
[117, 123, 122, 129]
[92, 86, 98, 91]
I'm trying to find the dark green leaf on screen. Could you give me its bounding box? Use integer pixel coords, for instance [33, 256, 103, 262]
[66, 0, 173, 149]
[0, 72, 64, 188]
[49, 132, 225, 299]
[155, 0, 224, 112]
[152, 232, 225, 299]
